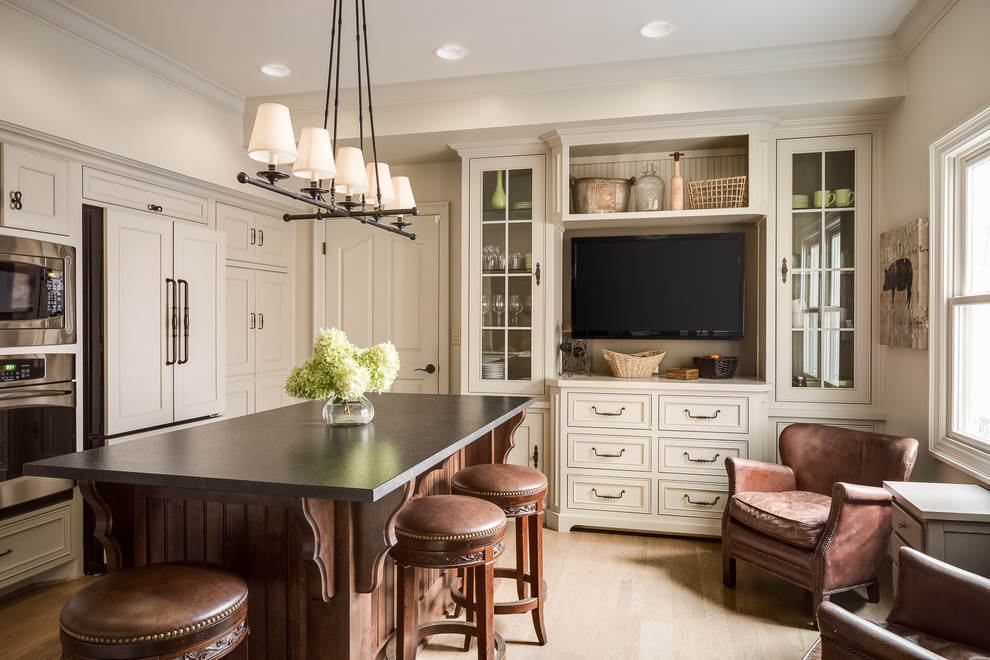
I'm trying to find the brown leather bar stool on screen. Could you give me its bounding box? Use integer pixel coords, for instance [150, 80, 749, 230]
[387, 494, 507, 660]
[451, 463, 548, 646]
[59, 562, 248, 660]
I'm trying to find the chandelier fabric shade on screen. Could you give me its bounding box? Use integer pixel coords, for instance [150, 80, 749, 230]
[236, 0, 417, 239]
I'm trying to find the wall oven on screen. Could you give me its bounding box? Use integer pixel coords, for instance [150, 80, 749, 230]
[0, 353, 75, 515]
[0, 235, 75, 347]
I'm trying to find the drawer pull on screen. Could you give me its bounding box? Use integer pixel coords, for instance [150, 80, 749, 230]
[683, 452, 720, 464]
[684, 494, 721, 507]
[897, 522, 907, 529]
[592, 406, 625, 417]
[0, 548, 12, 558]
[591, 488, 626, 500]
[10, 190, 23, 210]
[592, 447, 626, 459]
[685, 408, 721, 420]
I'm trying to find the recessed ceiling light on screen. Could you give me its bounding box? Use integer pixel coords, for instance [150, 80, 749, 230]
[433, 45, 466, 61]
[259, 63, 292, 77]
[638, 21, 676, 38]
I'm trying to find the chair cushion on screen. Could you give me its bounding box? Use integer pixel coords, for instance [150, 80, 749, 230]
[871, 619, 990, 660]
[728, 490, 832, 548]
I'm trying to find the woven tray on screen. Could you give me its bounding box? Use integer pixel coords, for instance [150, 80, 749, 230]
[687, 175, 748, 209]
[603, 349, 666, 378]
[692, 355, 739, 379]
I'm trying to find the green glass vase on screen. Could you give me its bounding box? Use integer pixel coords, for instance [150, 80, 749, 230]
[491, 170, 506, 210]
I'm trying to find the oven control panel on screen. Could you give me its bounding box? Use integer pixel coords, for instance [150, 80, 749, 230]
[0, 357, 45, 383]
[46, 268, 65, 318]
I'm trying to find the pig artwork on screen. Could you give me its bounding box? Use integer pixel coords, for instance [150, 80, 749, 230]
[882, 257, 913, 306]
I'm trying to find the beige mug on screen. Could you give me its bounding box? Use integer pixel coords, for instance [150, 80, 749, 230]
[813, 190, 836, 208]
[835, 188, 855, 207]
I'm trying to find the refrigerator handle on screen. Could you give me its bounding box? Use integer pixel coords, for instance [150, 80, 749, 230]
[178, 279, 190, 365]
[165, 278, 177, 365]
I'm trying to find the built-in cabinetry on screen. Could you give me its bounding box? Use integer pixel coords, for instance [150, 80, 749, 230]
[103, 208, 224, 435]
[218, 202, 294, 417]
[0, 498, 78, 592]
[549, 377, 770, 537]
[83, 166, 208, 225]
[1, 142, 70, 235]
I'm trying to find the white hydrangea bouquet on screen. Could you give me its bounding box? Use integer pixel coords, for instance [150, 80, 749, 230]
[285, 328, 400, 424]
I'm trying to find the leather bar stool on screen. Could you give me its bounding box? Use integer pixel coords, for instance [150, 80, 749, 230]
[387, 494, 507, 660]
[59, 562, 248, 660]
[451, 463, 548, 646]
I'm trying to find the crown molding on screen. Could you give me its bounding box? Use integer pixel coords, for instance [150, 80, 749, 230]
[893, 0, 957, 57]
[4, 0, 244, 116]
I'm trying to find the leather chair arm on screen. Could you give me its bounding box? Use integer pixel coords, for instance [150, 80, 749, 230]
[888, 546, 990, 652]
[817, 483, 893, 591]
[817, 602, 943, 660]
[725, 457, 796, 495]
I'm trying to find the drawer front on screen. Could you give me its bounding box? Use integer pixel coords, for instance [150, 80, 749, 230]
[891, 503, 924, 550]
[567, 474, 651, 514]
[659, 480, 728, 519]
[569, 433, 651, 472]
[84, 167, 209, 224]
[660, 395, 749, 434]
[660, 438, 746, 477]
[567, 392, 652, 430]
[0, 505, 72, 583]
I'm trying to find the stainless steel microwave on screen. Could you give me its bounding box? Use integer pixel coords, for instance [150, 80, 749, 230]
[0, 235, 75, 346]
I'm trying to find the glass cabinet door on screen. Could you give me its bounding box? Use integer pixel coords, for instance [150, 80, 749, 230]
[777, 136, 872, 403]
[469, 156, 545, 395]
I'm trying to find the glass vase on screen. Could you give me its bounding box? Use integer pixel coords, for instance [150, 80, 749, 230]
[322, 394, 375, 426]
[491, 170, 506, 210]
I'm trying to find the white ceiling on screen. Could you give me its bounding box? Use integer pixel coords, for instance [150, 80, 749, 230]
[57, 0, 920, 101]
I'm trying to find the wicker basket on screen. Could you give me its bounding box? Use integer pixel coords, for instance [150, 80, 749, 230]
[687, 176, 748, 209]
[603, 349, 666, 378]
[692, 355, 739, 379]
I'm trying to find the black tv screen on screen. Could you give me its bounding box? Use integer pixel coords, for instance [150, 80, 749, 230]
[571, 233, 744, 339]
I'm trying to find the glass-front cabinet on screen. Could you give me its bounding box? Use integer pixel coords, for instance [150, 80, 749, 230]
[776, 135, 872, 403]
[467, 155, 546, 395]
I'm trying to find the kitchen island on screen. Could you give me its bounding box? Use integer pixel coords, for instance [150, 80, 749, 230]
[26, 393, 533, 659]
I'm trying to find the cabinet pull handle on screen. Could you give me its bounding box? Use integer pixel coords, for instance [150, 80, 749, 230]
[250, 312, 256, 329]
[165, 278, 177, 365]
[535, 262, 541, 286]
[258, 229, 264, 246]
[684, 494, 721, 507]
[592, 405, 625, 417]
[178, 279, 190, 365]
[683, 452, 720, 464]
[250, 228, 256, 245]
[591, 488, 626, 500]
[147, 203, 163, 213]
[532, 444, 539, 470]
[9, 190, 22, 210]
[781, 257, 788, 283]
[592, 447, 626, 458]
[897, 521, 907, 529]
[258, 313, 264, 330]
[0, 548, 11, 558]
[684, 408, 720, 420]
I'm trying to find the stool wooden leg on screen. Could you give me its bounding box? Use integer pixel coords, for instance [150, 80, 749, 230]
[516, 516, 528, 599]
[396, 562, 419, 660]
[530, 510, 548, 645]
[461, 565, 475, 652]
[474, 561, 496, 660]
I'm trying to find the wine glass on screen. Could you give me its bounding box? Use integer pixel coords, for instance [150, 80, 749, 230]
[493, 294, 505, 326]
[509, 295, 523, 326]
[481, 294, 490, 326]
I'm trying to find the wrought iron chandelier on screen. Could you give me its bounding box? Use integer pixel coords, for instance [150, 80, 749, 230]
[237, 0, 418, 239]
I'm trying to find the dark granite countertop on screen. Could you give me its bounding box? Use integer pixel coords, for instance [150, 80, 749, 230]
[25, 393, 533, 502]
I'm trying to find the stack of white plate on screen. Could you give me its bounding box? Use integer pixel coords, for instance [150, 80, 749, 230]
[482, 361, 506, 379]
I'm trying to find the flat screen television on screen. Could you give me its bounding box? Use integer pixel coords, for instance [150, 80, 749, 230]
[570, 232, 745, 339]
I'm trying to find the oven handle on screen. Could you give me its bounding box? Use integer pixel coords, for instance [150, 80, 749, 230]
[0, 384, 75, 409]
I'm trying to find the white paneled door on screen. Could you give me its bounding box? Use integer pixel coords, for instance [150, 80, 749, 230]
[324, 214, 442, 394]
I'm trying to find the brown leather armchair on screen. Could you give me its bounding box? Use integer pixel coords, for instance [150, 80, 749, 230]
[721, 423, 918, 619]
[804, 546, 990, 659]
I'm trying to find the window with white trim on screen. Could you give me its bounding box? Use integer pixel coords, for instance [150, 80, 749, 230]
[931, 107, 990, 484]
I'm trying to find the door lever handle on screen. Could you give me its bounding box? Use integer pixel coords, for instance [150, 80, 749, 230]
[415, 364, 436, 374]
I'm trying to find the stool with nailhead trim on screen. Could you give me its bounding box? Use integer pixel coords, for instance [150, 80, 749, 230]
[387, 494, 507, 660]
[451, 463, 548, 647]
[58, 562, 248, 660]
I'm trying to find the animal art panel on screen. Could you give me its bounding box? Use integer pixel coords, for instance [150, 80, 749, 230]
[879, 218, 929, 349]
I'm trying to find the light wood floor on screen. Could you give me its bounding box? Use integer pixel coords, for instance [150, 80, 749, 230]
[0, 527, 892, 659]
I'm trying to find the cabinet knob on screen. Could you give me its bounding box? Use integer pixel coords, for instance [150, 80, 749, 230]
[9, 190, 22, 210]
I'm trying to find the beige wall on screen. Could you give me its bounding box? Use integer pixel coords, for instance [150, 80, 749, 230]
[881, 0, 990, 482]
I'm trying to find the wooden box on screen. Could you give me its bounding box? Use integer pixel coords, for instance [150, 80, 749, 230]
[666, 368, 699, 380]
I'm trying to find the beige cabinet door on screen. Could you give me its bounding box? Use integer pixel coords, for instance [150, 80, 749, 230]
[255, 269, 293, 374]
[225, 266, 256, 378]
[105, 209, 173, 435]
[172, 222, 225, 423]
[218, 203, 256, 263]
[324, 213, 441, 394]
[1, 143, 69, 235]
[255, 213, 291, 268]
[506, 410, 545, 472]
[217, 202, 291, 268]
